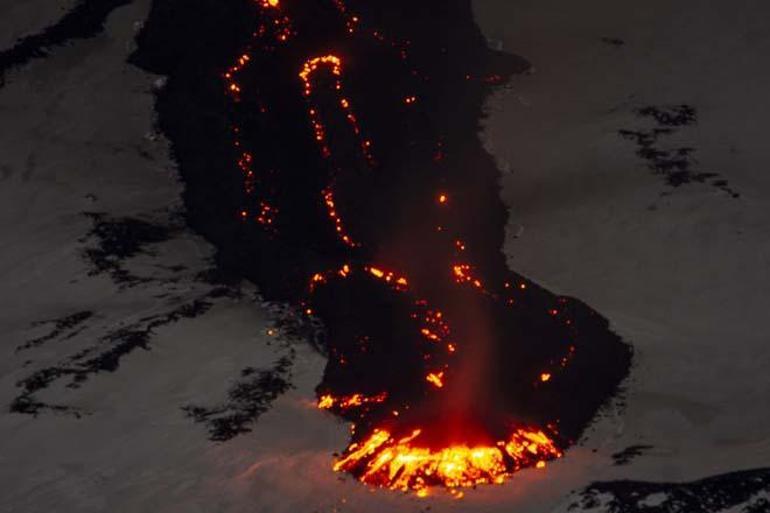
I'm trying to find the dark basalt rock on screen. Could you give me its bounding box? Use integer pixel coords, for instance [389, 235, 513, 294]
[569, 468, 770, 513]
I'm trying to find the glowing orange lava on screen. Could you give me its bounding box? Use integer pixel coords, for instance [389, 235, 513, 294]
[425, 371, 445, 388]
[333, 428, 561, 495]
[365, 266, 409, 289]
[322, 188, 359, 247]
[318, 392, 388, 410]
[452, 264, 484, 289]
[299, 55, 374, 164]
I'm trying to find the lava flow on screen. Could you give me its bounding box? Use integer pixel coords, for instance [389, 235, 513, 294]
[134, 0, 632, 498]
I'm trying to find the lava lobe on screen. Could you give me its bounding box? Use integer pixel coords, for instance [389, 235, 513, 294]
[132, 0, 632, 496]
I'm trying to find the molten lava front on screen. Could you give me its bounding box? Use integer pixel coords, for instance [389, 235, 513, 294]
[333, 428, 561, 496]
[202, 0, 633, 498]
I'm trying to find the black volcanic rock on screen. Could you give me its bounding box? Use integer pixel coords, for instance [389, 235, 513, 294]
[130, 0, 631, 470]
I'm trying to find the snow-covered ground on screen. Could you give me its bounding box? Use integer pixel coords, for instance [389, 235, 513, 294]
[0, 0, 77, 49]
[1, 0, 769, 511]
[475, 0, 770, 509]
[0, 2, 334, 511]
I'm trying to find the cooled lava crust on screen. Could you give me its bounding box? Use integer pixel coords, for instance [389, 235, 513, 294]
[132, 0, 632, 496]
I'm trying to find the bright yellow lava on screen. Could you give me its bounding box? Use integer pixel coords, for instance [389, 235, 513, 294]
[333, 428, 562, 496]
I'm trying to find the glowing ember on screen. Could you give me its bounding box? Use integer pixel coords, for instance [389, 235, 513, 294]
[452, 264, 484, 289]
[425, 371, 445, 388]
[365, 266, 409, 289]
[318, 392, 388, 410]
[322, 188, 359, 247]
[299, 55, 374, 164]
[318, 394, 335, 409]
